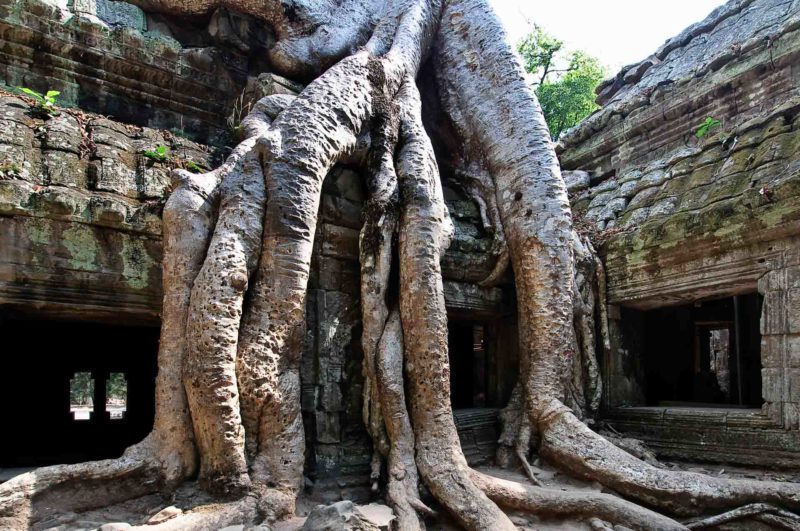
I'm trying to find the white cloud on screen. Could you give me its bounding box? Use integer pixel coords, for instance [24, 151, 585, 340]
[488, 0, 727, 72]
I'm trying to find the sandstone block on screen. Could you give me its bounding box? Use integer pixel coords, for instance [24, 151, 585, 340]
[563, 170, 590, 193]
[43, 150, 87, 188]
[789, 369, 800, 402]
[147, 506, 181, 525]
[97, 0, 146, 31]
[788, 335, 800, 368]
[320, 383, 343, 412]
[760, 335, 785, 369]
[762, 368, 784, 403]
[316, 411, 341, 444]
[789, 289, 800, 334]
[43, 114, 82, 154]
[301, 501, 384, 531]
[321, 224, 359, 261]
[761, 291, 787, 335]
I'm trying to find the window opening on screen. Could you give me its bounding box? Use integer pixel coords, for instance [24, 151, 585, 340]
[641, 293, 762, 408]
[70, 372, 94, 421]
[106, 372, 128, 420]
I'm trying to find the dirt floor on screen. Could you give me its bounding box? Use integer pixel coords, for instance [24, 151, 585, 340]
[5, 456, 796, 530]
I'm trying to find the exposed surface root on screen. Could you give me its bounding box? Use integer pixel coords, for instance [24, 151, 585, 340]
[540, 409, 800, 516]
[434, 0, 800, 526]
[6, 1, 800, 530]
[686, 503, 800, 529]
[183, 149, 266, 497]
[376, 311, 431, 530]
[469, 469, 687, 531]
[360, 79, 401, 493]
[568, 231, 604, 419]
[0, 457, 161, 530]
[131, 496, 260, 530]
[506, 414, 542, 488]
[396, 78, 513, 531]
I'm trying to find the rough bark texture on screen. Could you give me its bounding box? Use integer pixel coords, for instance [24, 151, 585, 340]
[1, 0, 799, 529]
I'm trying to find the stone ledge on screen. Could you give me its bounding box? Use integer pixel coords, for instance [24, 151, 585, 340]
[605, 406, 800, 468]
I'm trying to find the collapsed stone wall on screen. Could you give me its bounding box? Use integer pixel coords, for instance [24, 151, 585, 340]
[560, 0, 800, 467]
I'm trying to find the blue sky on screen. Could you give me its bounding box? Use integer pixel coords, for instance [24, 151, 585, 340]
[488, 0, 727, 73]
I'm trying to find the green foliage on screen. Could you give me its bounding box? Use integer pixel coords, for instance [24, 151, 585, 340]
[226, 90, 252, 144]
[695, 116, 722, 138]
[16, 87, 60, 116]
[183, 160, 204, 174]
[69, 373, 127, 408]
[143, 144, 169, 163]
[517, 27, 606, 140]
[107, 373, 127, 401]
[70, 372, 94, 405]
[517, 26, 565, 84]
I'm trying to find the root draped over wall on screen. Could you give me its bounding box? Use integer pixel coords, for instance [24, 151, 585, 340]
[1, 0, 799, 529]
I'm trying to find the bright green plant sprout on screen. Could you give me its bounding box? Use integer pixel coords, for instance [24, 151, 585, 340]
[695, 116, 722, 138]
[142, 145, 170, 163]
[17, 87, 60, 116]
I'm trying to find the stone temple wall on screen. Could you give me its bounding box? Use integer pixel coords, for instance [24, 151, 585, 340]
[0, 0, 512, 499]
[560, 0, 800, 467]
[0, 0, 293, 145]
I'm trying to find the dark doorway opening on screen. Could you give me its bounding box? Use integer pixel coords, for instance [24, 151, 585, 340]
[448, 322, 488, 409]
[0, 316, 158, 467]
[642, 293, 763, 407]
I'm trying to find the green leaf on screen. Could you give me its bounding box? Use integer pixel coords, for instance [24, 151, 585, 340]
[184, 160, 203, 173]
[45, 90, 60, 100]
[142, 145, 170, 163]
[695, 117, 721, 138]
[19, 87, 45, 104]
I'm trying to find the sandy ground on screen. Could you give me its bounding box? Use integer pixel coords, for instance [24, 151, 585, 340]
[5, 457, 798, 530]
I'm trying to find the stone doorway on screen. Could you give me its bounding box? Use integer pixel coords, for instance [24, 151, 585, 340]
[448, 322, 488, 409]
[640, 293, 763, 408]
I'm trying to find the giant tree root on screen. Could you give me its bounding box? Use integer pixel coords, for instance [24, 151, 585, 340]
[0, 457, 160, 530]
[469, 470, 687, 530]
[686, 503, 800, 529]
[540, 411, 800, 515]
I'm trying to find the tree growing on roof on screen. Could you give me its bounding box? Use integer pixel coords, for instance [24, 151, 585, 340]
[517, 25, 605, 139]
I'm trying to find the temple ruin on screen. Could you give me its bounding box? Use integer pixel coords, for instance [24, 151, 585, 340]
[0, 0, 799, 525]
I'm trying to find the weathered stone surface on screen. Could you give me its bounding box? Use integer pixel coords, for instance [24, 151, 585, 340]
[604, 406, 800, 468]
[301, 501, 383, 531]
[788, 335, 800, 368]
[98, 523, 133, 531]
[147, 506, 181, 525]
[561, 0, 800, 464]
[563, 170, 590, 193]
[96, 0, 146, 30]
[0, 0, 276, 145]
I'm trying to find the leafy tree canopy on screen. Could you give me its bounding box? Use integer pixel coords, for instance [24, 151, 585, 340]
[517, 26, 606, 140]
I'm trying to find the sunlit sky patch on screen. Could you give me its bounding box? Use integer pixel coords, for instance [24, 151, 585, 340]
[488, 0, 727, 73]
